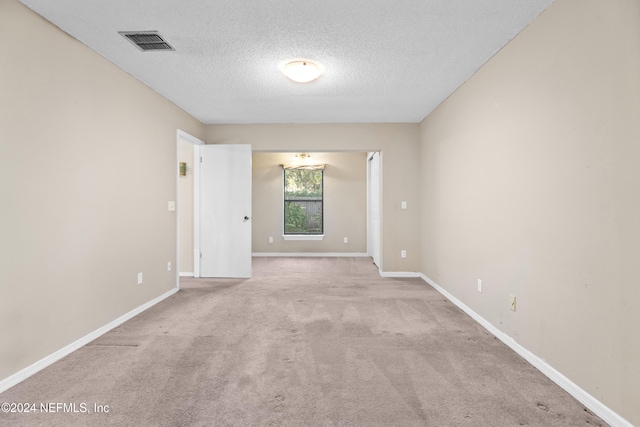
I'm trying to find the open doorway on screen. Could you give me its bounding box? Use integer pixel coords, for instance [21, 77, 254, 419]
[251, 152, 369, 256]
[176, 130, 203, 280]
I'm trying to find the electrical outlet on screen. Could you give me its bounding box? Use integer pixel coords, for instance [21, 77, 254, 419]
[137, 272, 143, 285]
[344, 237, 348, 243]
[167, 261, 172, 272]
[477, 279, 482, 293]
[509, 294, 517, 311]
[401, 250, 407, 258]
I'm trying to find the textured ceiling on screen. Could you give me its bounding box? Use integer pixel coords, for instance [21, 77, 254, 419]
[19, 0, 553, 124]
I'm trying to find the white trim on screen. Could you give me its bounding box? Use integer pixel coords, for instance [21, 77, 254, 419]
[179, 272, 194, 277]
[175, 135, 180, 289]
[253, 252, 369, 257]
[176, 129, 204, 146]
[367, 151, 382, 269]
[366, 152, 372, 258]
[420, 274, 633, 427]
[379, 270, 421, 278]
[193, 145, 201, 278]
[0, 287, 178, 394]
[283, 235, 324, 241]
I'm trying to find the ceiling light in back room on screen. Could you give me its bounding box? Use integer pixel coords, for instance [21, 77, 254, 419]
[280, 60, 324, 83]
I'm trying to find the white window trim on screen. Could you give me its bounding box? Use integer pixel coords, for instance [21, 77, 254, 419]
[283, 234, 324, 241]
[282, 166, 324, 238]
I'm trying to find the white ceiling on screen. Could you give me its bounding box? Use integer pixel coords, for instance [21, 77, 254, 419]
[19, 0, 554, 124]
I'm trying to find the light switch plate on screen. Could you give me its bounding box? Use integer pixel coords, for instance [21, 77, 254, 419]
[168, 201, 176, 211]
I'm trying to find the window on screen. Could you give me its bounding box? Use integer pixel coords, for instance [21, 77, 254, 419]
[284, 167, 323, 235]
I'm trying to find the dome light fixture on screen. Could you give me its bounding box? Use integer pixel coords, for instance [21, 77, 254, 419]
[281, 60, 323, 83]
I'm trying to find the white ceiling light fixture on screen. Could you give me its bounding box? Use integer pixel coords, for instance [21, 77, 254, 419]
[281, 60, 324, 83]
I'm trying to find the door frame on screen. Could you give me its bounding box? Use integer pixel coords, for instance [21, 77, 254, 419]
[367, 151, 382, 269]
[176, 129, 204, 286]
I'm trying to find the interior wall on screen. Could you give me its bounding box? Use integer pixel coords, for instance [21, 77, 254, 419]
[205, 123, 421, 272]
[0, 0, 204, 382]
[418, 0, 639, 424]
[252, 152, 367, 253]
[178, 140, 195, 273]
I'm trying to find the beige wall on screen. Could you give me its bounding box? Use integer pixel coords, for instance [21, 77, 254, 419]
[0, 1, 204, 381]
[178, 141, 195, 273]
[419, 0, 640, 424]
[205, 124, 421, 272]
[252, 152, 367, 253]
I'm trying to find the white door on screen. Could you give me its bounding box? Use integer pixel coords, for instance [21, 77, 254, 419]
[199, 144, 252, 278]
[369, 152, 381, 268]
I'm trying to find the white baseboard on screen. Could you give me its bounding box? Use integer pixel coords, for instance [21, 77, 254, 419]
[420, 274, 632, 427]
[179, 272, 194, 277]
[379, 270, 421, 278]
[252, 252, 369, 257]
[0, 287, 179, 394]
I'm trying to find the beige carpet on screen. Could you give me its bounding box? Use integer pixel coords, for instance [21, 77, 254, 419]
[0, 257, 606, 426]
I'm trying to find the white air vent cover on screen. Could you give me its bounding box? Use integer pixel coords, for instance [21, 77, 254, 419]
[119, 31, 174, 51]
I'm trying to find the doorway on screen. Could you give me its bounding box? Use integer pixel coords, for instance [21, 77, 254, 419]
[176, 130, 203, 280]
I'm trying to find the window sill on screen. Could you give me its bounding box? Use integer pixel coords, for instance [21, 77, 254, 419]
[283, 235, 324, 241]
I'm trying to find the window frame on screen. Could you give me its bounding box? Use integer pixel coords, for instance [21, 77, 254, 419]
[282, 167, 324, 239]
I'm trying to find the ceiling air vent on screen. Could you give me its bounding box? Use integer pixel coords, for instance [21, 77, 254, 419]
[119, 31, 175, 51]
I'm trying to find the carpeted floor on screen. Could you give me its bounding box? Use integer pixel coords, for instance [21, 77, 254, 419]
[0, 257, 606, 426]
